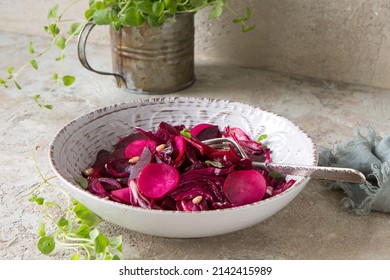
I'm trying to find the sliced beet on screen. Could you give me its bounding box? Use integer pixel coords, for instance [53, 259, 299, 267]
[159, 197, 177, 210]
[88, 150, 111, 179]
[124, 139, 157, 158]
[136, 127, 165, 144]
[98, 177, 122, 190]
[137, 163, 180, 199]
[105, 158, 131, 178]
[190, 123, 213, 137]
[173, 135, 186, 164]
[222, 170, 266, 206]
[190, 123, 222, 141]
[110, 187, 131, 204]
[110, 133, 147, 160]
[92, 150, 111, 169]
[83, 122, 293, 211]
[115, 132, 147, 149]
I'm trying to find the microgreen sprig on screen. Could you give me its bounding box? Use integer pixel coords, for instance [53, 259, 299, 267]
[25, 147, 122, 260]
[1, 1, 85, 109]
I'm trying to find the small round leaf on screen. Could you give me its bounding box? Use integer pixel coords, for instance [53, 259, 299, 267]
[37, 236, 55, 255]
[62, 75, 75, 86]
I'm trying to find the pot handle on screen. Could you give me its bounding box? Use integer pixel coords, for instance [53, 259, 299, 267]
[77, 22, 127, 88]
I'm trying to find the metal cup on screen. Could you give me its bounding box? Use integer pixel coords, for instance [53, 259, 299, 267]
[77, 13, 195, 94]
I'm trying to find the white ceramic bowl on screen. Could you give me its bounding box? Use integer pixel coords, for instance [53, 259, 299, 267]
[49, 97, 317, 238]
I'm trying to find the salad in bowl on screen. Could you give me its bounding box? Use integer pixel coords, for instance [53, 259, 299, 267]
[49, 97, 317, 238]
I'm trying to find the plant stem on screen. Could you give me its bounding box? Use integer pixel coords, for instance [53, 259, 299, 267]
[223, 3, 239, 18]
[118, 0, 132, 16]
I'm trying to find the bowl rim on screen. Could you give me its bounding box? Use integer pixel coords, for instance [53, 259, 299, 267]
[49, 96, 318, 215]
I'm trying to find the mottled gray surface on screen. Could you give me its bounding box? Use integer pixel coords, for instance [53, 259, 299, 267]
[1, 31, 390, 260]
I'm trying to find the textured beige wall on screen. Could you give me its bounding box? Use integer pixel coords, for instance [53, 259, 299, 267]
[199, 0, 390, 89]
[1, 0, 390, 88]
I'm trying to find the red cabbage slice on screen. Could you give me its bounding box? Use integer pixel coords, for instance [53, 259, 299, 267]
[128, 179, 151, 209]
[88, 179, 108, 198]
[173, 135, 186, 165]
[83, 122, 295, 211]
[97, 177, 122, 191]
[136, 127, 165, 144]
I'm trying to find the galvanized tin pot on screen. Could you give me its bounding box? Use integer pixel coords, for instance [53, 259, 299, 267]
[77, 13, 195, 94]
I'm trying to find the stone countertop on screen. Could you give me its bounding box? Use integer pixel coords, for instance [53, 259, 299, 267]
[1, 30, 390, 260]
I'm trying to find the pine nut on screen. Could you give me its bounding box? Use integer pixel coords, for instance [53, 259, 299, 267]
[192, 195, 203, 205]
[156, 144, 167, 153]
[83, 167, 94, 176]
[128, 156, 140, 164]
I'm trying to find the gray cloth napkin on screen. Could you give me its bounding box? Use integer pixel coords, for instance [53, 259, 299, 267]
[319, 127, 390, 215]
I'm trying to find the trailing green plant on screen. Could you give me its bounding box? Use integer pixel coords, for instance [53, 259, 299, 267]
[1, 0, 254, 109]
[87, 0, 255, 31]
[25, 147, 122, 260]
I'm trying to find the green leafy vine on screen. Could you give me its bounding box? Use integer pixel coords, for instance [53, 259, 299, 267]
[25, 147, 122, 260]
[1, 0, 254, 109]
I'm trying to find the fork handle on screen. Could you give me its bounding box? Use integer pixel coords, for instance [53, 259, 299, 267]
[253, 162, 366, 184]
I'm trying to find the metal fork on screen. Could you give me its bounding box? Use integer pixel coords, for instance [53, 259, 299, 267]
[202, 138, 366, 184]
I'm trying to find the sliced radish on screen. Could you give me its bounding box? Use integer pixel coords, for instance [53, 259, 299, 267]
[137, 163, 180, 199]
[222, 170, 266, 206]
[124, 139, 157, 158]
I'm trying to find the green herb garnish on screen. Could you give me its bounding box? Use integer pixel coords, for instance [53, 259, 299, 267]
[205, 160, 224, 168]
[25, 147, 122, 260]
[257, 134, 268, 142]
[180, 128, 192, 139]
